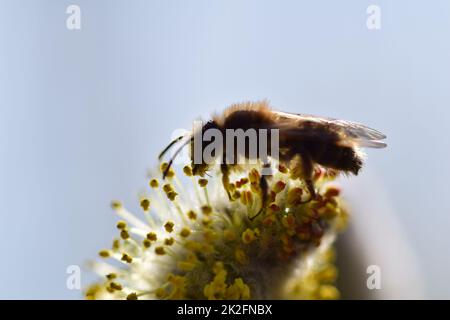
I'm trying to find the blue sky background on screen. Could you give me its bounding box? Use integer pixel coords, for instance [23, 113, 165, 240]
[0, 1, 449, 298]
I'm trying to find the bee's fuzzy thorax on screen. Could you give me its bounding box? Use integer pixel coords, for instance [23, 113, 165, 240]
[213, 100, 272, 126]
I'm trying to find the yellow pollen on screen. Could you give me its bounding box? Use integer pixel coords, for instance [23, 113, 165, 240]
[121, 253, 132, 263]
[198, 178, 208, 187]
[186, 252, 198, 263]
[223, 229, 236, 241]
[319, 285, 340, 300]
[166, 274, 186, 299]
[140, 198, 150, 211]
[155, 287, 166, 299]
[179, 228, 191, 238]
[267, 204, 281, 215]
[106, 273, 117, 280]
[318, 265, 338, 283]
[112, 239, 120, 250]
[149, 178, 159, 188]
[202, 217, 212, 226]
[120, 230, 130, 240]
[273, 181, 286, 193]
[187, 210, 197, 220]
[116, 221, 127, 230]
[201, 205, 212, 215]
[160, 162, 175, 178]
[278, 164, 288, 173]
[203, 229, 218, 242]
[177, 261, 195, 271]
[155, 246, 166, 255]
[225, 278, 251, 300]
[262, 214, 277, 226]
[242, 228, 257, 244]
[235, 178, 249, 188]
[109, 282, 123, 291]
[232, 191, 241, 200]
[249, 169, 260, 183]
[167, 191, 178, 201]
[183, 165, 193, 176]
[98, 250, 110, 258]
[90, 145, 348, 301]
[160, 162, 168, 172]
[324, 186, 340, 198]
[287, 187, 304, 206]
[164, 237, 175, 246]
[235, 248, 248, 265]
[146, 232, 157, 241]
[200, 243, 215, 253]
[212, 261, 224, 274]
[184, 240, 202, 252]
[143, 239, 151, 248]
[240, 191, 253, 206]
[110, 200, 122, 210]
[126, 293, 138, 300]
[250, 182, 260, 194]
[164, 221, 174, 233]
[282, 214, 296, 229]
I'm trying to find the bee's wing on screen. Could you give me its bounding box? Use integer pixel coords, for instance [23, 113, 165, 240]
[272, 111, 387, 148]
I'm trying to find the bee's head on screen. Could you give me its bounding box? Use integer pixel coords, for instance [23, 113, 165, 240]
[201, 119, 220, 133]
[190, 120, 221, 176]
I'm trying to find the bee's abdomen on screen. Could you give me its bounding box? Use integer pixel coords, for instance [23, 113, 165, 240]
[306, 142, 363, 175]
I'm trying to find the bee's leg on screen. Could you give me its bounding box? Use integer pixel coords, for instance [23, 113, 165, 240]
[304, 179, 316, 201]
[250, 162, 271, 221]
[299, 154, 316, 203]
[220, 163, 233, 201]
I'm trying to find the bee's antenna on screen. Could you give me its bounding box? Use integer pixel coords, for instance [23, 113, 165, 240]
[158, 136, 184, 160]
[162, 137, 192, 179]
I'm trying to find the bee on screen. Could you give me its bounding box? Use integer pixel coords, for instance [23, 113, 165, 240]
[159, 101, 386, 215]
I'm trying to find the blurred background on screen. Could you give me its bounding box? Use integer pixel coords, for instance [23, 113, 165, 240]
[0, 0, 449, 299]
